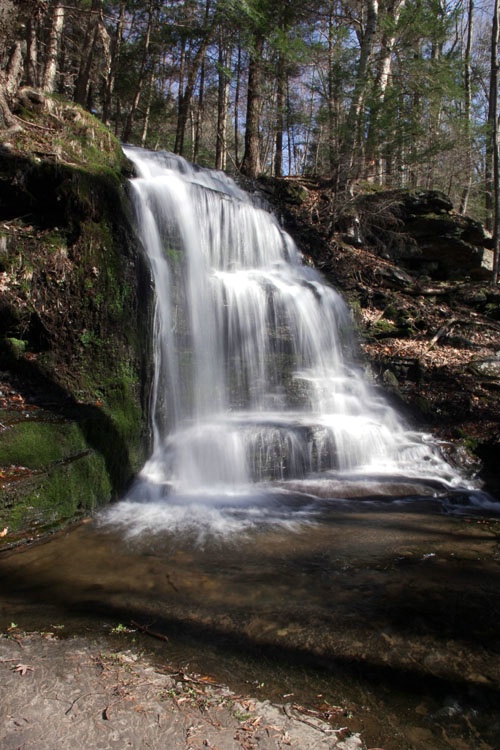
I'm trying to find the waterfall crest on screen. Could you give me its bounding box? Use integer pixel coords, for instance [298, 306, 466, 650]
[107, 147, 480, 534]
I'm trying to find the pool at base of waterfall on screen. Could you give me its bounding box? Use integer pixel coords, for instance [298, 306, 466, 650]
[1, 497, 499, 750]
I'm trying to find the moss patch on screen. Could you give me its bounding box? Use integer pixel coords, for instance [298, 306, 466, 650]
[0, 421, 83, 469]
[0, 448, 111, 536]
[7, 97, 127, 177]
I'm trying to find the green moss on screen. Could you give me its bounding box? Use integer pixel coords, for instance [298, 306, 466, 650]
[11, 98, 127, 179]
[1, 449, 111, 533]
[4, 338, 27, 358]
[45, 231, 68, 250]
[0, 421, 84, 469]
[104, 368, 142, 438]
[373, 319, 398, 335]
[80, 329, 103, 348]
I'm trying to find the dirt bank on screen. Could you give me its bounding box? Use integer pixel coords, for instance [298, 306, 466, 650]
[0, 632, 365, 750]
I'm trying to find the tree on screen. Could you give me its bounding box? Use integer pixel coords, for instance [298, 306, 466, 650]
[459, 0, 474, 214]
[240, 31, 265, 177]
[174, 0, 216, 157]
[489, 0, 500, 283]
[122, 0, 156, 143]
[215, 27, 232, 169]
[102, 1, 127, 127]
[0, 0, 29, 130]
[365, 0, 406, 184]
[339, 0, 379, 189]
[42, 0, 65, 93]
[74, 0, 111, 108]
[0, 0, 494, 236]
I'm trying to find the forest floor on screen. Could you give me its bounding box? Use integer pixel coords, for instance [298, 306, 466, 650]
[0, 631, 365, 750]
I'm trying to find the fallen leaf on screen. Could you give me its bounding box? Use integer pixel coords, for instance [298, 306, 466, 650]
[12, 664, 34, 676]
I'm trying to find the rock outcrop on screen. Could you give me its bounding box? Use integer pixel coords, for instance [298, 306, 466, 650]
[354, 189, 492, 280]
[0, 99, 150, 545]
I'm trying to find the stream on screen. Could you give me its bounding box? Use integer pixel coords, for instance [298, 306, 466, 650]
[1, 496, 499, 749]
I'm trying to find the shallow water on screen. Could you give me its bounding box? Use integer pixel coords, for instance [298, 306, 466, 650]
[1, 495, 499, 749]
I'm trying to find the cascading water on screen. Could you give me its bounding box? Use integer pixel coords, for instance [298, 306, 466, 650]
[105, 147, 482, 536]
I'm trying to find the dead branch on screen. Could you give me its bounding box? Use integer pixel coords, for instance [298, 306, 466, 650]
[13, 114, 54, 131]
[425, 318, 457, 352]
[130, 620, 169, 642]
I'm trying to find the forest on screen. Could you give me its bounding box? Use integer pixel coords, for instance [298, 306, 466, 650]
[0, 0, 499, 277]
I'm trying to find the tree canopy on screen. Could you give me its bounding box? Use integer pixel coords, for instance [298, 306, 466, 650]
[1, 0, 499, 237]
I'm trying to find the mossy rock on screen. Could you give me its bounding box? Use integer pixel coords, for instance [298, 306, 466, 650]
[0, 447, 111, 538]
[0, 98, 152, 546]
[0, 398, 145, 542]
[0, 419, 84, 468]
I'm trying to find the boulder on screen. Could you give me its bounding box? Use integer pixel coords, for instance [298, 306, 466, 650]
[355, 189, 491, 281]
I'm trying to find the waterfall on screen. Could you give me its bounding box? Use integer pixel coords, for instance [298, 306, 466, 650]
[106, 147, 480, 535]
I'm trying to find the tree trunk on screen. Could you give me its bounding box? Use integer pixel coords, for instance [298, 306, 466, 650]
[141, 55, 157, 147]
[234, 43, 242, 168]
[459, 0, 474, 215]
[193, 52, 206, 162]
[42, 0, 64, 93]
[0, 37, 24, 130]
[102, 0, 126, 126]
[74, 0, 102, 107]
[122, 0, 154, 144]
[174, 41, 187, 151]
[365, 0, 406, 184]
[490, 0, 500, 283]
[241, 35, 264, 178]
[274, 53, 286, 177]
[215, 36, 230, 170]
[340, 0, 379, 188]
[174, 35, 214, 155]
[326, 6, 340, 180]
[26, 6, 42, 87]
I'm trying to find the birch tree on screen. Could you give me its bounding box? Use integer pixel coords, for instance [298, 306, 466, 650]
[42, 0, 65, 93]
[365, 0, 406, 184]
[489, 0, 500, 282]
[339, 0, 379, 189]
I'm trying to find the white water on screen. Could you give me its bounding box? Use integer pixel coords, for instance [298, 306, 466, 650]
[104, 147, 480, 537]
